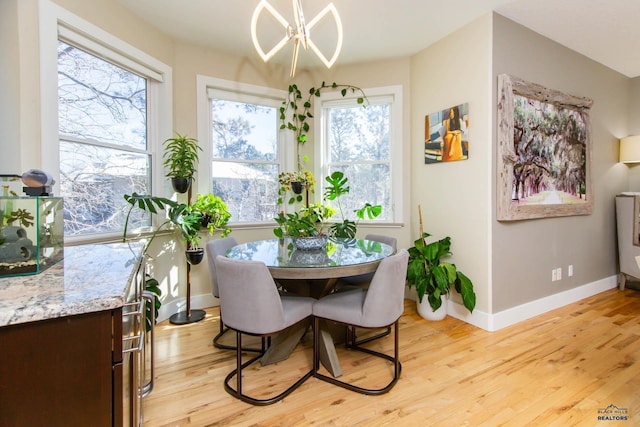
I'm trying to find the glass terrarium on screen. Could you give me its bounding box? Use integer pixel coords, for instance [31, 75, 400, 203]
[0, 197, 64, 277]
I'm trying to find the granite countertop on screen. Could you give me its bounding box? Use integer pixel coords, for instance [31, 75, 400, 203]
[0, 241, 145, 327]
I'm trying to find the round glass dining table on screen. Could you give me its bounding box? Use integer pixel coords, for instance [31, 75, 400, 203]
[225, 237, 395, 280]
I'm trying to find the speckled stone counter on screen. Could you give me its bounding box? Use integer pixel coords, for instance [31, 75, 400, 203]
[0, 241, 144, 326]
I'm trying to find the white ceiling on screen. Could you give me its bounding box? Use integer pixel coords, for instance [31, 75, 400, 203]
[117, 0, 640, 78]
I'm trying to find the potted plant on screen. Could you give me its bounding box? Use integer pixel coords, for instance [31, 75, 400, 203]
[406, 230, 476, 321]
[280, 82, 368, 169]
[277, 170, 316, 205]
[122, 192, 232, 324]
[123, 193, 232, 262]
[274, 202, 336, 250]
[170, 203, 206, 264]
[183, 193, 232, 263]
[273, 171, 382, 247]
[162, 132, 202, 193]
[188, 193, 233, 236]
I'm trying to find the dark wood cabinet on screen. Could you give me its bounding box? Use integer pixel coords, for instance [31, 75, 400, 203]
[0, 309, 122, 427]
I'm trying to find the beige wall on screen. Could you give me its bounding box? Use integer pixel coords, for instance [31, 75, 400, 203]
[491, 14, 629, 312]
[51, 0, 175, 65]
[410, 14, 493, 315]
[0, 0, 21, 173]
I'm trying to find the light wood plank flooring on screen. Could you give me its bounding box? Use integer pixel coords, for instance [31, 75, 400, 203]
[142, 289, 640, 426]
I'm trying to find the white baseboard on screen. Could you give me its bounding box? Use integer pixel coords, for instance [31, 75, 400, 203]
[158, 276, 617, 331]
[446, 275, 618, 331]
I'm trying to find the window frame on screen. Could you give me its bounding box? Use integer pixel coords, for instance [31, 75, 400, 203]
[196, 76, 293, 227]
[314, 85, 404, 225]
[39, 1, 173, 244]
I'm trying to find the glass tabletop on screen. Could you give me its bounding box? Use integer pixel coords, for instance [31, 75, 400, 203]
[225, 238, 394, 269]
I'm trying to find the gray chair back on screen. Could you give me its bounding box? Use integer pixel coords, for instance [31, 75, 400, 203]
[206, 237, 238, 298]
[361, 249, 408, 327]
[215, 255, 287, 335]
[364, 234, 397, 252]
[313, 249, 409, 328]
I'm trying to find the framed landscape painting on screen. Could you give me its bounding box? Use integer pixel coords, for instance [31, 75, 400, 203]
[424, 103, 469, 164]
[496, 74, 594, 221]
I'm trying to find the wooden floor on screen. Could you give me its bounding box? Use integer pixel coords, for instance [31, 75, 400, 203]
[142, 289, 640, 426]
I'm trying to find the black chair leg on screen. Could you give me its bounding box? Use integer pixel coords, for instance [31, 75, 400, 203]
[213, 318, 263, 353]
[351, 325, 392, 346]
[313, 320, 401, 395]
[224, 323, 314, 406]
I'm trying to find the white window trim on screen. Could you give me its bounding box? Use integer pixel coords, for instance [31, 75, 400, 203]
[196, 75, 293, 225]
[38, 0, 173, 243]
[313, 85, 403, 224]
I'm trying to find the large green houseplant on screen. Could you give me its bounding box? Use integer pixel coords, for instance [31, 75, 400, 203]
[406, 232, 475, 314]
[163, 133, 202, 193]
[122, 192, 232, 327]
[406, 207, 475, 319]
[123, 193, 232, 253]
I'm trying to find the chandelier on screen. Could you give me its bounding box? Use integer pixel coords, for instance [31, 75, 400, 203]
[251, 0, 343, 78]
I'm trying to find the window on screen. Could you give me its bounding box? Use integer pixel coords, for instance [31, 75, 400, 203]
[39, 6, 172, 243]
[199, 78, 290, 224]
[316, 86, 403, 223]
[58, 40, 151, 237]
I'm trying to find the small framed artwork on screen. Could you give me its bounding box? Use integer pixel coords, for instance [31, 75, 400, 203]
[497, 74, 594, 221]
[424, 102, 469, 164]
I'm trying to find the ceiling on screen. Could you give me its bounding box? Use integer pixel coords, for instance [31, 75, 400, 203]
[117, 0, 640, 78]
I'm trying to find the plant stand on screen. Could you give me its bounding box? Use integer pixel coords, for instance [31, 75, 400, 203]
[169, 262, 206, 324]
[170, 186, 206, 325]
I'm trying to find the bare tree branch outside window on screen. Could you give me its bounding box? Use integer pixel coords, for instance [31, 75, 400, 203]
[58, 41, 150, 236]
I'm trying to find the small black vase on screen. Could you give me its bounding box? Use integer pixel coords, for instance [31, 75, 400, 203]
[171, 177, 192, 194]
[185, 248, 204, 265]
[291, 181, 304, 194]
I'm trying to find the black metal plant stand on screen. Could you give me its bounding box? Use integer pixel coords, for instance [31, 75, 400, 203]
[170, 186, 206, 325]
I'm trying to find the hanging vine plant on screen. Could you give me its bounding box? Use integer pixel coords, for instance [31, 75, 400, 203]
[280, 81, 369, 169]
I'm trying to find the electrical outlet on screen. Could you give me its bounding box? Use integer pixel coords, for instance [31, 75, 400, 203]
[568, 265, 573, 277]
[556, 267, 562, 281]
[552, 269, 557, 281]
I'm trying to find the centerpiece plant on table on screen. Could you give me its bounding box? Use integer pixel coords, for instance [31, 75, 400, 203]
[273, 202, 336, 239]
[272, 171, 383, 248]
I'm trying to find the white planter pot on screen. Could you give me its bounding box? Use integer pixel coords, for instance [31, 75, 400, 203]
[416, 294, 447, 321]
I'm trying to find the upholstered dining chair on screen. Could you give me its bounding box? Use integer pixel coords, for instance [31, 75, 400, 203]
[339, 233, 398, 345]
[215, 255, 316, 405]
[312, 249, 409, 395]
[206, 237, 246, 351]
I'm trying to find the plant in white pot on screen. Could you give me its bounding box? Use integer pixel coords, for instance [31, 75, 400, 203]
[405, 207, 475, 320]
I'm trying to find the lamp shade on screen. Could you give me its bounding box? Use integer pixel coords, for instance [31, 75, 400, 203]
[620, 135, 640, 163]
